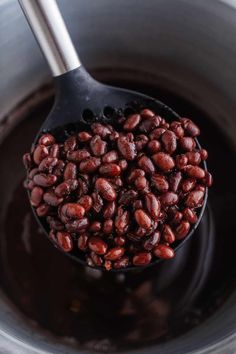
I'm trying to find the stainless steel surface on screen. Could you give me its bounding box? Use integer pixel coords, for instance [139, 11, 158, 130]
[0, 0, 236, 353]
[18, 0, 80, 76]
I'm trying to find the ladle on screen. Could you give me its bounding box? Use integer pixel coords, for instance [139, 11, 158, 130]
[19, 0, 207, 271]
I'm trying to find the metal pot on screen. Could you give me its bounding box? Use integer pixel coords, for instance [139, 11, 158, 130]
[0, 0, 235, 353]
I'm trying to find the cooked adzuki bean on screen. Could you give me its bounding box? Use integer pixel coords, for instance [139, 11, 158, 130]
[24, 108, 212, 270]
[56, 231, 73, 252]
[153, 244, 175, 259]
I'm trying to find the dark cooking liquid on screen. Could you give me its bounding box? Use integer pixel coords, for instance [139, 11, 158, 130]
[0, 81, 235, 353]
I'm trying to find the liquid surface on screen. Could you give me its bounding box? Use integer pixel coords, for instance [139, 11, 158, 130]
[0, 82, 235, 352]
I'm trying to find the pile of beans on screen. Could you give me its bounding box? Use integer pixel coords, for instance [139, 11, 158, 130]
[23, 108, 212, 270]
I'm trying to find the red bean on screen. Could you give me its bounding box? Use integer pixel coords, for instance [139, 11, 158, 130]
[36, 203, 51, 217]
[183, 208, 198, 224]
[161, 130, 177, 154]
[38, 156, 58, 173]
[64, 136, 77, 152]
[135, 134, 149, 151]
[103, 219, 114, 234]
[203, 171, 213, 187]
[169, 171, 182, 192]
[78, 195, 93, 212]
[170, 121, 184, 138]
[127, 169, 145, 183]
[185, 190, 204, 208]
[118, 190, 138, 205]
[176, 154, 188, 170]
[200, 149, 208, 160]
[114, 256, 129, 269]
[184, 165, 205, 179]
[145, 193, 160, 220]
[90, 135, 107, 156]
[149, 127, 166, 140]
[115, 207, 130, 234]
[49, 144, 60, 158]
[175, 220, 190, 239]
[55, 179, 78, 197]
[33, 173, 57, 187]
[182, 118, 200, 137]
[135, 176, 147, 191]
[138, 155, 155, 174]
[38, 133, 55, 146]
[79, 157, 101, 173]
[123, 113, 141, 130]
[151, 173, 169, 193]
[168, 208, 183, 225]
[135, 209, 152, 229]
[119, 159, 128, 170]
[91, 123, 112, 138]
[140, 108, 155, 119]
[160, 192, 178, 206]
[143, 231, 160, 250]
[91, 192, 103, 213]
[179, 137, 196, 151]
[57, 231, 73, 252]
[152, 152, 175, 172]
[67, 149, 90, 162]
[33, 145, 49, 165]
[114, 235, 126, 246]
[89, 221, 102, 233]
[133, 252, 152, 266]
[65, 218, 89, 232]
[88, 237, 107, 255]
[99, 163, 121, 177]
[117, 135, 137, 160]
[103, 201, 116, 219]
[147, 140, 161, 154]
[61, 203, 85, 219]
[162, 225, 175, 243]
[186, 151, 201, 165]
[64, 162, 77, 180]
[105, 247, 125, 261]
[139, 115, 160, 133]
[95, 178, 117, 201]
[30, 186, 44, 207]
[43, 191, 63, 206]
[154, 244, 175, 259]
[78, 233, 88, 251]
[78, 131, 92, 142]
[181, 178, 196, 193]
[102, 150, 119, 163]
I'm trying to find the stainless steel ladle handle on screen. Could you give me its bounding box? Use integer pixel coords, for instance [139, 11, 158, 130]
[18, 0, 81, 77]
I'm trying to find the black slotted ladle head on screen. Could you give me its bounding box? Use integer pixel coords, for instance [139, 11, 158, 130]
[19, 0, 208, 272]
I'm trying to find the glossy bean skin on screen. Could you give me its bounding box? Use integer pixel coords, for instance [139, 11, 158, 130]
[145, 193, 160, 220]
[123, 113, 141, 130]
[134, 209, 152, 229]
[117, 135, 137, 161]
[133, 252, 152, 266]
[162, 225, 175, 243]
[57, 231, 73, 252]
[88, 237, 107, 255]
[30, 186, 44, 207]
[161, 130, 177, 154]
[154, 244, 175, 259]
[175, 221, 191, 240]
[105, 247, 125, 261]
[152, 152, 175, 172]
[95, 178, 117, 201]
